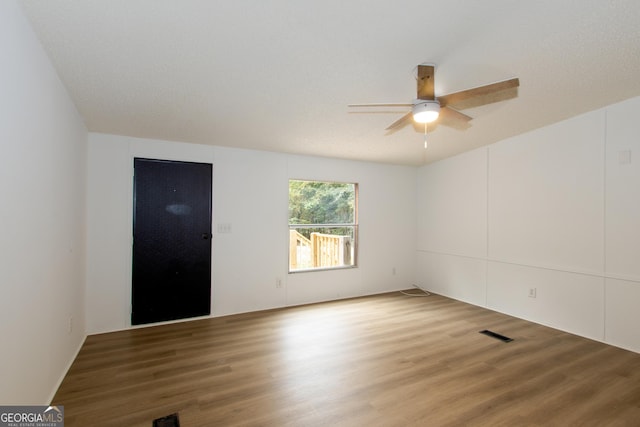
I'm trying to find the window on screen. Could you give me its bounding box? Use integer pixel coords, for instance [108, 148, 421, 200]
[288, 180, 358, 272]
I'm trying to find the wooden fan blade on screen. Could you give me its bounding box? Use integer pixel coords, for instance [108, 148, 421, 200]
[348, 103, 412, 107]
[438, 106, 473, 130]
[438, 77, 519, 108]
[441, 106, 472, 122]
[417, 64, 435, 100]
[385, 111, 413, 132]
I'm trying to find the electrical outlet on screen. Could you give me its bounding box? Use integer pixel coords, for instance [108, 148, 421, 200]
[528, 288, 537, 298]
[619, 150, 632, 165]
[276, 278, 283, 288]
[392, 267, 396, 276]
[68, 317, 73, 334]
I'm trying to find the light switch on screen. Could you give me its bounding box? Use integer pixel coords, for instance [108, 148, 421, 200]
[217, 223, 232, 233]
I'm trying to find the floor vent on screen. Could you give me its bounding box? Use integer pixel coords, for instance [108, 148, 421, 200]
[479, 329, 513, 343]
[153, 413, 180, 427]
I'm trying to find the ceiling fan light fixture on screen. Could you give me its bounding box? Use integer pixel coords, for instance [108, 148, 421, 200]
[412, 100, 440, 123]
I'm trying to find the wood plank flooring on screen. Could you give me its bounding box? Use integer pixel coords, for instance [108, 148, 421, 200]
[53, 291, 640, 426]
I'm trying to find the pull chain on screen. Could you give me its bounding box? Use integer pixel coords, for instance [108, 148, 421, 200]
[424, 123, 428, 149]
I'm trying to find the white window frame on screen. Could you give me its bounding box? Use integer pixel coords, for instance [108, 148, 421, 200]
[288, 179, 358, 273]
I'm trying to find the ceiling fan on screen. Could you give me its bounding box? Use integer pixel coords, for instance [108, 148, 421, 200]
[348, 64, 519, 133]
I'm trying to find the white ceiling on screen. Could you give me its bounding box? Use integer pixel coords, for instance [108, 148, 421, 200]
[20, 0, 640, 166]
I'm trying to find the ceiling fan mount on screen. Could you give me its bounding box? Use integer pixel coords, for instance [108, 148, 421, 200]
[349, 64, 519, 133]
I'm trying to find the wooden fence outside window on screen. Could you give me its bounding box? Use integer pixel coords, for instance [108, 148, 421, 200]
[289, 230, 352, 270]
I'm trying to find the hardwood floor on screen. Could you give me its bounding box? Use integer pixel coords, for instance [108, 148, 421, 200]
[53, 291, 640, 426]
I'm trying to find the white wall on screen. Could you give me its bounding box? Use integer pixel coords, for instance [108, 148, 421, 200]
[604, 97, 640, 351]
[416, 96, 640, 353]
[416, 148, 488, 306]
[86, 134, 416, 334]
[0, 1, 88, 404]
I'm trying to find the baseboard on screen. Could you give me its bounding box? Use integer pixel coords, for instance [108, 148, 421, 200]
[48, 334, 87, 404]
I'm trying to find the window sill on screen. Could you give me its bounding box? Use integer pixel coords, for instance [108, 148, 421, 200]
[288, 265, 358, 274]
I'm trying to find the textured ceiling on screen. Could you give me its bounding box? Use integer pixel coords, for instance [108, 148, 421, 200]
[20, 0, 640, 166]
